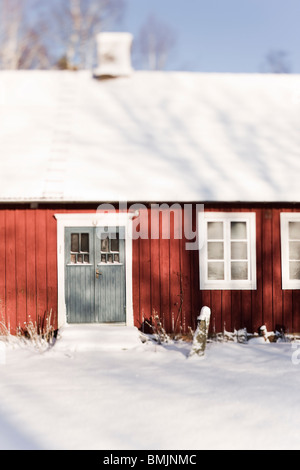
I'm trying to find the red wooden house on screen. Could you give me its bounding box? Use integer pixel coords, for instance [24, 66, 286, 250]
[0, 35, 300, 336]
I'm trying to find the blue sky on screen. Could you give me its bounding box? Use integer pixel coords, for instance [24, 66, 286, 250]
[119, 0, 300, 73]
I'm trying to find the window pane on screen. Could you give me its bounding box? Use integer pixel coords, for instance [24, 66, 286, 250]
[114, 253, 119, 263]
[110, 233, 119, 252]
[208, 242, 224, 260]
[231, 241, 247, 260]
[290, 261, 300, 280]
[289, 242, 300, 260]
[207, 222, 223, 240]
[231, 261, 248, 280]
[289, 222, 300, 240]
[84, 254, 89, 263]
[107, 254, 113, 263]
[71, 233, 79, 252]
[81, 233, 89, 253]
[77, 254, 83, 263]
[208, 262, 224, 280]
[231, 222, 247, 240]
[70, 254, 76, 264]
[101, 254, 107, 263]
[101, 236, 109, 252]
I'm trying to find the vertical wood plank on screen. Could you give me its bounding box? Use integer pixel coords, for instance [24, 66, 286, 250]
[283, 290, 293, 334]
[262, 207, 273, 330]
[46, 210, 58, 327]
[0, 211, 6, 325]
[190, 205, 201, 331]
[139, 208, 151, 325]
[26, 210, 36, 324]
[210, 290, 222, 333]
[5, 210, 16, 333]
[36, 210, 47, 323]
[231, 290, 242, 330]
[132, 232, 140, 328]
[281, 207, 294, 333]
[169, 208, 181, 334]
[221, 206, 232, 332]
[222, 291, 232, 332]
[292, 292, 300, 333]
[242, 290, 253, 332]
[150, 207, 160, 320]
[181, 209, 192, 333]
[15, 210, 27, 330]
[251, 208, 262, 332]
[272, 208, 283, 330]
[160, 209, 170, 332]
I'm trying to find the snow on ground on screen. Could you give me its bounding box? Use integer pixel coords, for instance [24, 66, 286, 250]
[0, 324, 300, 450]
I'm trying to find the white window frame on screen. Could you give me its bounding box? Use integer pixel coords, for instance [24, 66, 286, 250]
[199, 212, 257, 290]
[54, 212, 135, 328]
[280, 213, 300, 290]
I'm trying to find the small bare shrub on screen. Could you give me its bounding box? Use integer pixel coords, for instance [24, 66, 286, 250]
[143, 310, 169, 344]
[17, 310, 57, 350]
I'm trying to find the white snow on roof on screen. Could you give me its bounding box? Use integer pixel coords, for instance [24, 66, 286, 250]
[0, 70, 299, 202]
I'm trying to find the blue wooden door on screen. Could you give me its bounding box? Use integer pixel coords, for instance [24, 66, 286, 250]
[95, 226, 126, 323]
[65, 227, 126, 323]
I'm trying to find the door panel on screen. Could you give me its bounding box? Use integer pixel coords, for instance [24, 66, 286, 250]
[65, 227, 95, 323]
[95, 227, 126, 323]
[65, 226, 126, 323]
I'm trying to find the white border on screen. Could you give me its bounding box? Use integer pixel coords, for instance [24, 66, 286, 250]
[199, 212, 257, 290]
[280, 212, 300, 290]
[54, 213, 135, 328]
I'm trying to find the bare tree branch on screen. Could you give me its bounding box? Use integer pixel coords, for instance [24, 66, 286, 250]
[0, 0, 51, 69]
[51, 0, 126, 69]
[134, 14, 177, 70]
[0, 0, 125, 70]
[261, 49, 291, 74]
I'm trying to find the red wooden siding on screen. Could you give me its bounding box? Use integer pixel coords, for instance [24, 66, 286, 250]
[136, 203, 300, 335]
[0, 208, 58, 332]
[0, 203, 299, 335]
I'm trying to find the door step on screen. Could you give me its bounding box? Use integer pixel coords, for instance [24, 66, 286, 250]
[54, 324, 142, 352]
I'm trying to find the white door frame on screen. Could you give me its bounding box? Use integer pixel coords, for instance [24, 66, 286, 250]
[54, 212, 135, 328]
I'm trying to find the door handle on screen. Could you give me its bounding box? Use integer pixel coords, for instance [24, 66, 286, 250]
[96, 269, 102, 279]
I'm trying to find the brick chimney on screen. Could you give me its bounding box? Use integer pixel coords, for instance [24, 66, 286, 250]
[93, 32, 133, 79]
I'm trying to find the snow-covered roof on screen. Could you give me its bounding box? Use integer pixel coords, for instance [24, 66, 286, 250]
[0, 70, 299, 203]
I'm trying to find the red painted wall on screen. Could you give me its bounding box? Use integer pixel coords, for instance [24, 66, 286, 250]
[0, 203, 299, 335]
[132, 203, 300, 335]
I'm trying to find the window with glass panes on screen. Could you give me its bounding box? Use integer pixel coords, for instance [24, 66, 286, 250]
[200, 213, 256, 290]
[70, 232, 90, 264]
[281, 213, 300, 289]
[100, 231, 121, 264]
[288, 222, 300, 280]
